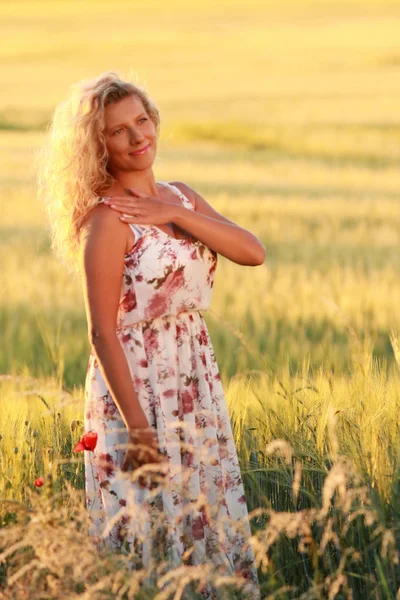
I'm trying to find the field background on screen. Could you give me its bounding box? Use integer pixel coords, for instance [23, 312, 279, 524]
[1, 0, 400, 598]
[1, 0, 400, 386]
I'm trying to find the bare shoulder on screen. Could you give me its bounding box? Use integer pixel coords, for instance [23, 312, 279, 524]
[170, 181, 238, 227]
[169, 181, 196, 209]
[81, 202, 124, 233]
[79, 202, 129, 253]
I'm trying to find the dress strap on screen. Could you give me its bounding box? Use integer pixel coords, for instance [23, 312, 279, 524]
[128, 223, 143, 245]
[158, 181, 194, 210]
[129, 223, 143, 233]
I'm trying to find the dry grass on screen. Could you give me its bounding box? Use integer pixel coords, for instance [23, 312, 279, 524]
[0, 331, 399, 597]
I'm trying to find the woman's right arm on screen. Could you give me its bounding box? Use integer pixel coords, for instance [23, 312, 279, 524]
[79, 204, 149, 431]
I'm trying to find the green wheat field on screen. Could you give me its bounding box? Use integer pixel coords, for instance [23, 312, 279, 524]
[0, 0, 399, 598]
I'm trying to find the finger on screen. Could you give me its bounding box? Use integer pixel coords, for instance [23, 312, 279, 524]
[149, 452, 160, 462]
[120, 214, 144, 223]
[107, 203, 140, 212]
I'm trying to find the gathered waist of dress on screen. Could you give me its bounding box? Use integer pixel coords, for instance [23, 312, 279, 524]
[115, 308, 203, 334]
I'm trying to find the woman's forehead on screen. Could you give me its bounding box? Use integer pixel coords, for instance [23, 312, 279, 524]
[105, 96, 145, 122]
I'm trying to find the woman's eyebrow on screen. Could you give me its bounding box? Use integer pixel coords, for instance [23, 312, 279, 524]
[108, 113, 147, 131]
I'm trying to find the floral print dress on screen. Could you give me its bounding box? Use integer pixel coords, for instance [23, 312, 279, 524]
[84, 182, 260, 599]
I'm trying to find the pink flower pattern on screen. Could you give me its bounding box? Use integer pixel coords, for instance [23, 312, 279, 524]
[84, 182, 260, 598]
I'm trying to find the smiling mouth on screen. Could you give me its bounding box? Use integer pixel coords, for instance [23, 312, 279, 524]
[129, 144, 150, 156]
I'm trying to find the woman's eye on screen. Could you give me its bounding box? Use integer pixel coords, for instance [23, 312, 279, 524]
[113, 119, 146, 135]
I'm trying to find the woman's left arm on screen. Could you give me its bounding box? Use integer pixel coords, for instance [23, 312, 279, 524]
[171, 182, 266, 266]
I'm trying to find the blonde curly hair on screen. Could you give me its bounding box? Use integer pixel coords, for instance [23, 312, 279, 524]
[35, 71, 161, 276]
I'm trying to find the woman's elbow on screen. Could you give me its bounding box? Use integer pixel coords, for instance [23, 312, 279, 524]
[89, 327, 117, 346]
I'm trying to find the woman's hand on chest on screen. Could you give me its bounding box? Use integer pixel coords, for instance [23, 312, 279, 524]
[102, 187, 185, 226]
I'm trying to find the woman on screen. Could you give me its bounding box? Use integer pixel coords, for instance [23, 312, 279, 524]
[37, 71, 265, 599]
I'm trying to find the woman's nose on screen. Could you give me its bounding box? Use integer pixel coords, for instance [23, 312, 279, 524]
[128, 128, 144, 143]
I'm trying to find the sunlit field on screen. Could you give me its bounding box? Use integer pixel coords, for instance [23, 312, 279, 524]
[1, 0, 400, 598]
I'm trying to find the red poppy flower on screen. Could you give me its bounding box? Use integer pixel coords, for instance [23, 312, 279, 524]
[34, 477, 44, 487]
[73, 430, 98, 452]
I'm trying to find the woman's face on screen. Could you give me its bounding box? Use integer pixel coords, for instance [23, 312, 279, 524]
[103, 94, 157, 174]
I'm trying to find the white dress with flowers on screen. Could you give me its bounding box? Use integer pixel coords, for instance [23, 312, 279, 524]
[83, 182, 260, 599]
